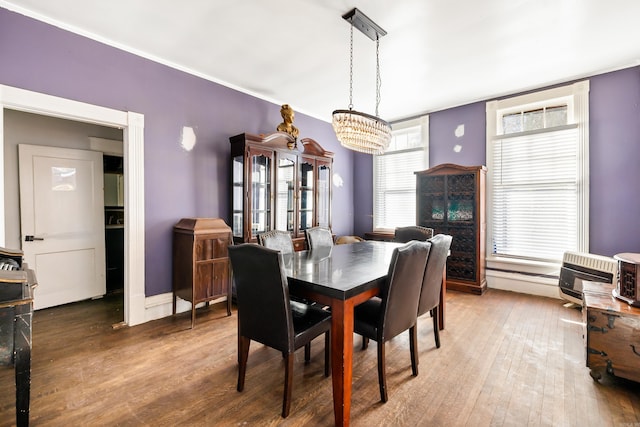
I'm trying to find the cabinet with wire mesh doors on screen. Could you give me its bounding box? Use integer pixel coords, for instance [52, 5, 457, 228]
[582, 280, 640, 384]
[172, 218, 232, 328]
[415, 163, 487, 295]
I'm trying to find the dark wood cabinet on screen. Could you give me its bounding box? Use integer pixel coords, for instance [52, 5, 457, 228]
[172, 218, 232, 328]
[415, 164, 487, 294]
[229, 132, 333, 250]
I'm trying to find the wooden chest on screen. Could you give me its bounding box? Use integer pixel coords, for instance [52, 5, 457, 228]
[582, 281, 640, 383]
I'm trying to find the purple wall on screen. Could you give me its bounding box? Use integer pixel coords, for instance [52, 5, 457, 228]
[589, 67, 640, 255]
[429, 102, 487, 166]
[354, 67, 640, 257]
[0, 8, 356, 296]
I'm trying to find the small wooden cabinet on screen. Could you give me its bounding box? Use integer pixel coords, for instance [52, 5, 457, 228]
[229, 132, 334, 250]
[415, 164, 487, 294]
[583, 280, 640, 383]
[172, 218, 232, 328]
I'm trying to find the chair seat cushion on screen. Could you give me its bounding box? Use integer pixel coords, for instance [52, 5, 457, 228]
[354, 297, 382, 340]
[292, 302, 331, 348]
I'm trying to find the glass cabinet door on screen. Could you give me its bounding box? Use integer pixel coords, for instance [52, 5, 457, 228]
[298, 158, 314, 234]
[275, 153, 296, 233]
[249, 150, 272, 240]
[317, 160, 331, 229]
[232, 154, 244, 238]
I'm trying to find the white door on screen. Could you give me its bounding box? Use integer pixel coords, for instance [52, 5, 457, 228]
[19, 144, 106, 310]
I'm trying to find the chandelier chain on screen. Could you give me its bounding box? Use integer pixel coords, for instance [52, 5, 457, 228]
[376, 37, 381, 117]
[349, 22, 354, 110]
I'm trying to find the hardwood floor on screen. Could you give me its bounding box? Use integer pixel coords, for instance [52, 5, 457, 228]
[2, 289, 639, 426]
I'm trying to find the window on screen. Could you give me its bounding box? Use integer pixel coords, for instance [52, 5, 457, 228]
[486, 81, 589, 263]
[373, 116, 429, 231]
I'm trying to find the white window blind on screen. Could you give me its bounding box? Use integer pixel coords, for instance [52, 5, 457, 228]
[486, 80, 589, 263]
[491, 126, 579, 261]
[373, 117, 428, 231]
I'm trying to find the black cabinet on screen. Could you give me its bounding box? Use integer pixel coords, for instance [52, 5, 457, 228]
[105, 226, 124, 293]
[416, 164, 487, 294]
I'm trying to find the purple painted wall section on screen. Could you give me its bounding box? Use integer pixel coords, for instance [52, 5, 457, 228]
[0, 8, 356, 296]
[589, 67, 640, 256]
[429, 102, 487, 167]
[353, 66, 640, 257]
[352, 152, 373, 236]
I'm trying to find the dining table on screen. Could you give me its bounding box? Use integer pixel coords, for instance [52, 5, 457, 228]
[282, 240, 446, 427]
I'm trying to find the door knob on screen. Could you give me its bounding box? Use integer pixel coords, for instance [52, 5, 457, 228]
[25, 235, 44, 242]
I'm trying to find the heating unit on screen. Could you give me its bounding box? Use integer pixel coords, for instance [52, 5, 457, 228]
[558, 251, 618, 304]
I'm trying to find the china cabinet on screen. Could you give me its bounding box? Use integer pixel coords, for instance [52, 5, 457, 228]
[230, 132, 333, 250]
[415, 164, 487, 294]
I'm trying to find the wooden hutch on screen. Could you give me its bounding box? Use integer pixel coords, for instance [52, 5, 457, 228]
[229, 132, 333, 250]
[415, 164, 487, 294]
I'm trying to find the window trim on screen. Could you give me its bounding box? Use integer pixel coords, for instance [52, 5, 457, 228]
[485, 80, 590, 269]
[372, 115, 429, 233]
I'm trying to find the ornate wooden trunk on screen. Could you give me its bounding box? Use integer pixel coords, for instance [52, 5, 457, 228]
[583, 281, 640, 383]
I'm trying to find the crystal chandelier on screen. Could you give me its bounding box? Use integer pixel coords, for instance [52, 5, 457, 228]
[332, 8, 392, 155]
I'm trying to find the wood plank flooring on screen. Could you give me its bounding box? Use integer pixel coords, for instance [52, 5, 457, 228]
[1, 289, 639, 426]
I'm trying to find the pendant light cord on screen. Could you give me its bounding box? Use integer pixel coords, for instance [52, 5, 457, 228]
[376, 36, 381, 117]
[349, 22, 354, 110]
[348, 20, 383, 116]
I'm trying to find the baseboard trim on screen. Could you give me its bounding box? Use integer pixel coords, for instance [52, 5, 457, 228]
[487, 269, 561, 300]
[143, 292, 230, 323]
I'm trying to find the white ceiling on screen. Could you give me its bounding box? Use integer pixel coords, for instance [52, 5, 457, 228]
[3, 0, 640, 123]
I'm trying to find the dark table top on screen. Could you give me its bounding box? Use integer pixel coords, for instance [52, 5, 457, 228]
[283, 241, 402, 300]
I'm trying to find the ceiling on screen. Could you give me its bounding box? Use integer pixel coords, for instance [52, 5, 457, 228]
[3, 0, 640, 123]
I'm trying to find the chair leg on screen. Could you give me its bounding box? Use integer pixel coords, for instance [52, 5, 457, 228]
[324, 331, 331, 377]
[282, 352, 294, 418]
[237, 336, 250, 392]
[433, 305, 441, 348]
[305, 343, 311, 363]
[362, 336, 369, 350]
[377, 341, 388, 403]
[409, 325, 418, 376]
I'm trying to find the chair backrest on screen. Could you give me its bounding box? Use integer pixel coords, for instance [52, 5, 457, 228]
[417, 234, 453, 317]
[228, 244, 293, 352]
[394, 226, 434, 243]
[258, 230, 294, 254]
[335, 235, 364, 245]
[380, 240, 431, 341]
[305, 227, 334, 250]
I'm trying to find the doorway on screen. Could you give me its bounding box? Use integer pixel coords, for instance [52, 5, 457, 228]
[0, 84, 147, 326]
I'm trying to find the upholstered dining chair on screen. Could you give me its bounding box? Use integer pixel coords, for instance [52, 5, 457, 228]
[305, 226, 334, 250]
[258, 229, 294, 254]
[335, 235, 365, 245]
[228, 244, 331, 418]
[354, 240, 431, 403]
[393, 225, 434, 243]
[418, 234, 453, 349]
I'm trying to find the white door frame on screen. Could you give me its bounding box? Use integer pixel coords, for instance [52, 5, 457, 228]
[0, 84, 146, 326]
